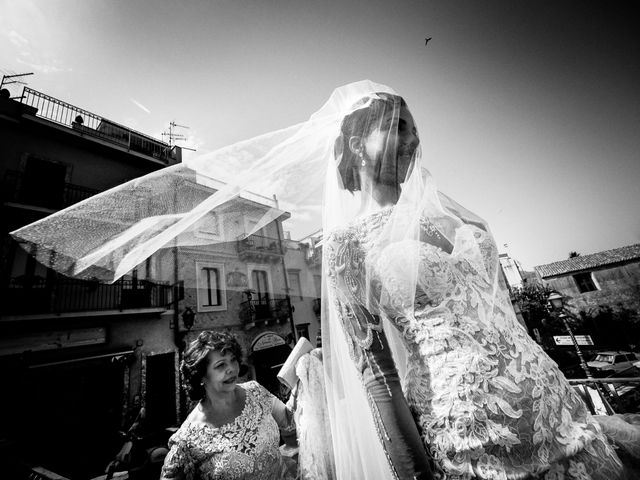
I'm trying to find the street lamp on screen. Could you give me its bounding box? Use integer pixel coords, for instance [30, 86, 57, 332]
[182, 307, 195, 331]
[546, 291, 593, 380]
[547, 291, 565, 311]
[546, 291, 613, 414]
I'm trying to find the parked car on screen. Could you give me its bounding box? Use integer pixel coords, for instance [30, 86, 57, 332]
[586, 351, 640, 375]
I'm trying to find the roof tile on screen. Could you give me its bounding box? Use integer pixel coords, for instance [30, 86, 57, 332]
[534, 244, 640, 278]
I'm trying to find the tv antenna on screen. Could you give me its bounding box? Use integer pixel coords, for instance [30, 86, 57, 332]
[162, 121, 196, 151]
[0, 72, 34, 100]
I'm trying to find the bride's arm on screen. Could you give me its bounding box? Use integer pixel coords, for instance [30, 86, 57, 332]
[361, 325, 435, 480]
[328, 237, 434, 479]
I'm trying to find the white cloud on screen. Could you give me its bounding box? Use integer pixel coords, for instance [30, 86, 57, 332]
[130, 98, 151, 114]
[7, 30, 29, 47]
[16, 57, 64, 74]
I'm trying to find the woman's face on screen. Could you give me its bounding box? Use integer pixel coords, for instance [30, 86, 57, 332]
[362, 104, 419, 186]
[202, 349, 240, 395]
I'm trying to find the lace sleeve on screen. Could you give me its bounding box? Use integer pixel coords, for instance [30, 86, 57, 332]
[261, 382, 296, 434]
[160, 434, 192, 480]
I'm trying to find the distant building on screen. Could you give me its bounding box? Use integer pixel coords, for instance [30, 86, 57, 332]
[534, 244, 640, 315]
[283, 230, 322, 347]
[170, 177, 298, 400]
[499, 252, 525, 291]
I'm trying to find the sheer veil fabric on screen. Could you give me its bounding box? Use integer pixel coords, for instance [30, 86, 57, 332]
[11, 81, 624, 479]
[10, 80, 403, 478]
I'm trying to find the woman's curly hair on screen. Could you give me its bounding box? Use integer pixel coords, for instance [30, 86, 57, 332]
[335, 92, 405, 192]
[181, 330, 244, 401]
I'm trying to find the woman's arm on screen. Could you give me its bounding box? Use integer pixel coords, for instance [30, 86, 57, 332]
[327, 234, 434, 479]
[271, 389, 297, 444]
[160, 439, 189, 480]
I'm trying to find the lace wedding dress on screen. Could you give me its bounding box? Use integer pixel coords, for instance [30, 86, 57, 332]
[324, 205, 624, 480]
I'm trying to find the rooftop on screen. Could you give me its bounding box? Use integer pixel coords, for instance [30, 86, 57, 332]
[12, 87, 177, 164]
[535, 243, 640, 278]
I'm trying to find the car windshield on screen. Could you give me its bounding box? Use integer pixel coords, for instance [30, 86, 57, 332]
[594, 354, 614, 364]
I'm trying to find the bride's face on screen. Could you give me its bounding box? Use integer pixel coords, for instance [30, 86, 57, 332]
[362, 105, 419, 187]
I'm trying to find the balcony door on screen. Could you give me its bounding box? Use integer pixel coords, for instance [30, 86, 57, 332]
[250, 268, 271, 320]
[251, 269, 270, 305]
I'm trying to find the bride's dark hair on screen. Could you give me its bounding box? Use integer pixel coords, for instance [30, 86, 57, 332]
[335, 92, 405, 192]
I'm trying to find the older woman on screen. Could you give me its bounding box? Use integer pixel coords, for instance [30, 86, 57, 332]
[160, 331, 296, 480]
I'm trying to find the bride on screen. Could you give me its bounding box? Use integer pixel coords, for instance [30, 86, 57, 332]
[12, 81, 626, 479]
[317, 86, 624, 479]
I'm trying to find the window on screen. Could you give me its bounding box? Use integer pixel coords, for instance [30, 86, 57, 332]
[251, 269, 270, 304]
[288, 270, 303, 300]
[196, 262, 226, 312]
[296, 324, 310, 341]
[249, 267, 272, 320]
[195, 212, 222, 240]
[573, 272, 598, 293]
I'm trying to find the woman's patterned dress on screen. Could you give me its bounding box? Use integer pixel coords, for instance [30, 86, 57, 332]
[161, 381, 295, 480]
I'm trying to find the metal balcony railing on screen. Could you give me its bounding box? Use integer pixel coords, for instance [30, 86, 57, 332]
[237, 234, 284, 256]
[2, 170, 99, 209]
[239, 297, 290, 325]
[569, 376, 640, 415]
[2, 277, 172, 315]
[20, 87, 173, 163]
[305, 246, 322, 267]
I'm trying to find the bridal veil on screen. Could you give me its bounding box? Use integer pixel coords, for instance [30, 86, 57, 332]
[11, 80, 417, 478]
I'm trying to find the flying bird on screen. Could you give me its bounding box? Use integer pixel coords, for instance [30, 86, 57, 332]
[425, 37, 432, 45]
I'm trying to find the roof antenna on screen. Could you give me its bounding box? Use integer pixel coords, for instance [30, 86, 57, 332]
[0, 72, 34, 100]
[162, 120, 197, 151]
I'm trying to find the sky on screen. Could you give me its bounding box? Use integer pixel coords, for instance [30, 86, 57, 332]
[1, 0, 639, 270]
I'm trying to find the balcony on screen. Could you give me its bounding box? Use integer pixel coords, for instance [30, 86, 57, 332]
[239, 296, 290, 329]
[2, 170, 99, 210]
[236, 234, 284, 263]
[305, 246, 322, 267]
[2, 276, 172, 316]
[20, 87, 175, 164]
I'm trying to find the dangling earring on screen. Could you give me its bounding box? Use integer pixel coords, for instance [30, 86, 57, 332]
[359, 150, 366, 167]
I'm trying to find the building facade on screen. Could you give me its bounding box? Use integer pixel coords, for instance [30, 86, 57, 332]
[534, 244, 640, 350]
[0, 85, 322, 478]
[534, 244, 640, 315]
[0, 86, 184, 478]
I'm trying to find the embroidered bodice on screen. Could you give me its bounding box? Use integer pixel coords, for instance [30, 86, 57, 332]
[325, 208, 622, 479]
[161, 381, 294, 480]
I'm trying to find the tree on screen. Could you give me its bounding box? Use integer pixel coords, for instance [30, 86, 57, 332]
[512, 283, 553, 335]
[568, 251, 581, 258]
[512, 284, 585, 340]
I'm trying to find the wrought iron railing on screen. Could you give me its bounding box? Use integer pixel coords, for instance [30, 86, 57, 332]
[237, 234, 284, 256]
[2, 170, 99, 209]
[305, 246, 322, 267]
[239, 297, 289, 325]
[2, 277, 172, 315]
[20, 87, 172, 163]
